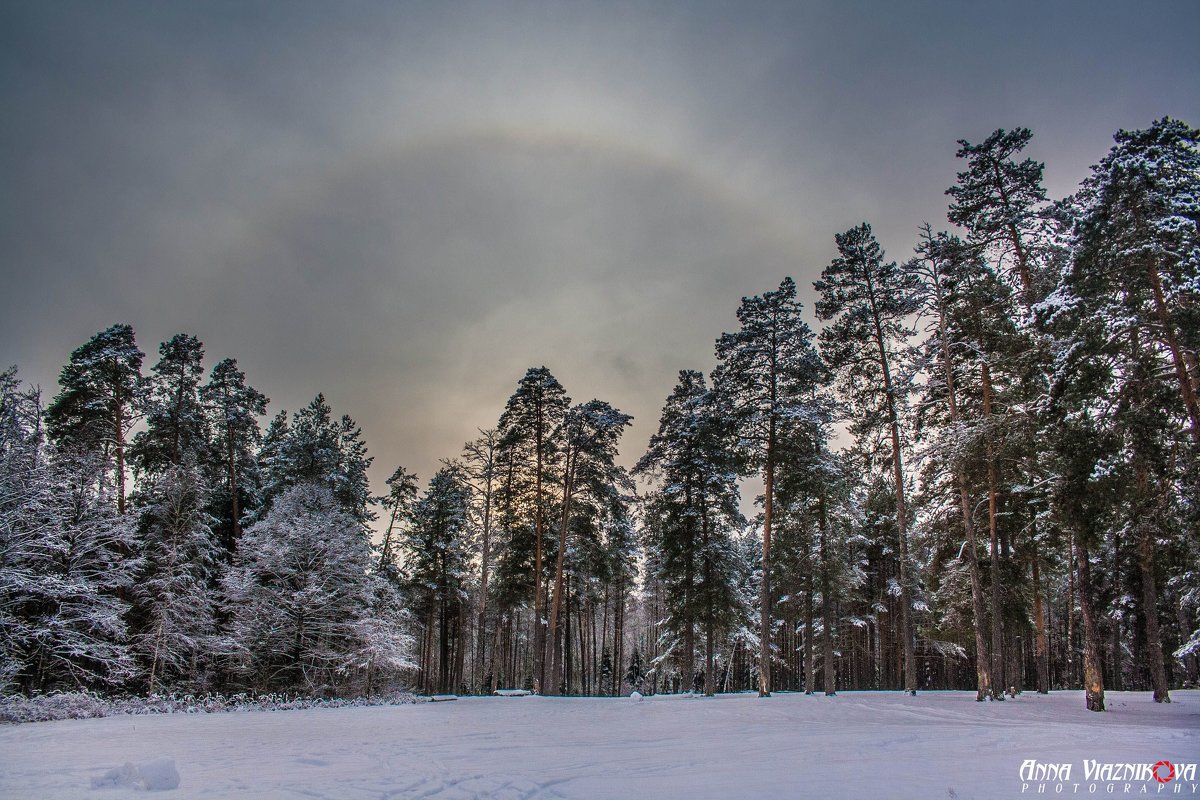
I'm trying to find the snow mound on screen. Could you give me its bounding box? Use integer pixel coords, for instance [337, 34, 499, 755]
[493, 689, 531, 697]
[92, 758, 180, 791]
[630, 691, 643, 701]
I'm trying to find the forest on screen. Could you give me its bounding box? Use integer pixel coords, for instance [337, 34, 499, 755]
[1, 117, 1197, 714]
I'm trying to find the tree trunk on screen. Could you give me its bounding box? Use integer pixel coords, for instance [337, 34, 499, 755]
[546, 441, 576, 695]
[804, 569, 815, 694]
[1075, 540, 1105, 712]
[932, 287, 994, 701]
[868, 291, 916, 694]
[819, 496, 836, 696]
[533, 400, 546, 692]
[982, 362, 1006, 697]
[1147, 262, 1200, 446]
[1031, 545, 1049, 694]
[114, 391, 126, 515]
[759, 436, 774, 697]
[1136, 473, 1171, 703]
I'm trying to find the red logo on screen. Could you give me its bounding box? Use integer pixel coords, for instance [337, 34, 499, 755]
[1153, 761, 1175, 784]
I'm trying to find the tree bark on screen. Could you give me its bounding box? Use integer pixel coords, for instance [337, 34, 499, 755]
[982, 362, 1006, 696]
[819, 496, 836, 696]
[1031, 545, 1049, 694]
[759, 435, 774, 697]
[1147, 263, 1200, 446]
[1075, 540, 1105, 712]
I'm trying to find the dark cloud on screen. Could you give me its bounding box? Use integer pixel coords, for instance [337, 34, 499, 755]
[3, 0, 1198, 511]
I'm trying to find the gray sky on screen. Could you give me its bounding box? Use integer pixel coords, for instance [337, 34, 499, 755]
[3, 0, 1198, 509]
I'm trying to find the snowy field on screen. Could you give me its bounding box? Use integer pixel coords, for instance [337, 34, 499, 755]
[1, 690, 1197, 799]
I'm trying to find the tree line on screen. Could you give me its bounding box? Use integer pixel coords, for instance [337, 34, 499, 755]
[2, 118, 1197, 712]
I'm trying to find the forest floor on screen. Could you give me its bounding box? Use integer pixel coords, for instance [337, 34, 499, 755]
[1, 689, 1197, 799]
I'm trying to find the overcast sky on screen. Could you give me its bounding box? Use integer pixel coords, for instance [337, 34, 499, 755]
[3, 0, 1198, 509]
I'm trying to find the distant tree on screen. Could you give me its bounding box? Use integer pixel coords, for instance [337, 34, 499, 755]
[46, 324, 144, 514]
[624, 646, 646, 693]
[377, 464, 419, 573]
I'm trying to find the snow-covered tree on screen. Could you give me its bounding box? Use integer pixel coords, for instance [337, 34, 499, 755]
[1, 368, 139, 693]
[224, 482, 402, 693]
[131, 463, 221, 692]
[637, 370, 743, 695]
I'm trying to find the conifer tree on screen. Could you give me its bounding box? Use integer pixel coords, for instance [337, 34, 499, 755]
[1, 369, 139, 692]
[132, 463, 221, 693]
[201, 358, 268, 554]
[637, 371, 743, 695]
[403, 466, 472, 694]
[497, 367, 569, 692]
[46, 324, 144, 515]
[815, 225, 922, 694]
[546, 400, 632, 695]
[130, 334, 210, 479]
[714, 277, 823, 696]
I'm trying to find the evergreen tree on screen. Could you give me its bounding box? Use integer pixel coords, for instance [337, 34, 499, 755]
[130, 333, 210, 479]
[546, 399, 632, 695]
[201, 358, 268, 555]
[947, 127, 1049, 307]
[224, 482, 399, 693]
[637, 371, 743, 695]
[260, 394, 374, 526]
[378, 464, 419, 572]
[1, 369, 139, 692]
[713, 277, 823, 696]
[46, 324, 144, 515]
[403, 466, 472, 695]
[132, 463, 221, 692]
[815, 224, 922, 694]
[497, 367, 569, 691]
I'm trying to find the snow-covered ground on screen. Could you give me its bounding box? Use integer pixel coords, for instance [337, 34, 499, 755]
[1, 690, 1196, 799]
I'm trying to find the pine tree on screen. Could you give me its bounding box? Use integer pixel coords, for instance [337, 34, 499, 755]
[546, 400, 632, 695]
[260, 394, 374, 526]
[378, 464, 418, 572]
[46, 324, 144, 515]
[815, 224, 922, 694]
[947, 127, 1049, 308]
[637, 370, 743, 695]
[201, 358, 268, 555]
[403, 466, 472, 695]
[909, 229, 995, 700]
[713, 277, 823, 696]
[497, 367, 569, 692]
[130, 334, 210, 479]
